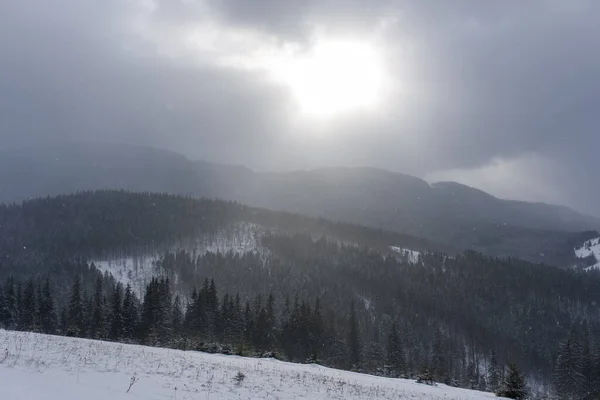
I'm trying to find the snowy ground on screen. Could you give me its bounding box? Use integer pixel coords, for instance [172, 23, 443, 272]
[94, 222, 266, 296]
[390, 246, 421, 264]
[574, 237, 600, 271]
[0, 330, 504, 400]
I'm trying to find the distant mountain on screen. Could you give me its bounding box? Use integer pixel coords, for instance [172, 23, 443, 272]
[1, 142, 597, 265]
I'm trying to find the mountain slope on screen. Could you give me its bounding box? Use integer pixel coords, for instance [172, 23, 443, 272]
[0, 330, 505, 400]
[2, 190, 599, 391]
[1, 142, 597, 264]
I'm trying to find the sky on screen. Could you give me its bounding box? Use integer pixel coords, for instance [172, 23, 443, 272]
[1, 1, 599, 215]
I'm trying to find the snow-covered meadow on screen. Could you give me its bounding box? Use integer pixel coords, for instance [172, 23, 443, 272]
[93, 222, 266, 296]
[0, 330, 504, 400]
[389, 246, 421, 264]
[574, 237, 600, 271]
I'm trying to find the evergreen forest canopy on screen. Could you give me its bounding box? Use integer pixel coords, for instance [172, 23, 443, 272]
[0, 190, 599, 399]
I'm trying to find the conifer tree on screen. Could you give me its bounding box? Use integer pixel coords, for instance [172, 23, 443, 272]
[184, 287, 199, 333]
[591, 335, 600, 399]
[35, 283, 43, 331]
[365, 329, 384, 374]
[59, 307, 68, 335]
[206, 279, 219, 339]
[220, 293, 232, 343]
[498, 363, 527, 400]
[232, 293, 243, 344]
[20, 279, 36, 331]
[487, 350, 500, 393]
[39, 278, 57, 334]
[243, 300, 254, 351]
[387, 323, 404, 377]
[15, 282, 22, 329]
[432, 328, 449, 384]
[308, 297, 324, 362]
[0, 285, 6, 327]
[82, 291, 93, 338]
[140, 278, 159, 344]
[2, 278, 18, 329]
[265, 293, 277, 350]
[348, 301, 361, 370]
[172, 294, 183, 334]
[555, 331, 585, 399]
[67, 275, 84, 336]
[580, 328, 593, 400]
[157, 278, 173, 344]
[122, 283, 138, 340]
[91, 277, 107, 339]
[109, 283, 124, 340]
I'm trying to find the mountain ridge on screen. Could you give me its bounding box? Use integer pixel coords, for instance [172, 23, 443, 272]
[0, 142, 596, 265]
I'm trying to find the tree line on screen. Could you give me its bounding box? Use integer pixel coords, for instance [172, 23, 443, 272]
[0, 273, 532, 398]
[2, 190, 600, 398]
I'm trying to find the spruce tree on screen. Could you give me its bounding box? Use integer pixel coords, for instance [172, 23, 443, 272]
[157, 278, 173, 344]
[590, 335, 600, 399]
[15, 282, 22, 329]
[580, 328, 593, 400]
[265, 293, 277, 351]
[387, 324, 404, 377]
[172, 295, 183, 335]
[432, 328, 449, 384]
[82, 291, 93, 338]
[232, 293, 243, 345]
[221, 293, 232, 343]
[555, 331, 585, 399]
[308, 297, 324, 362]
[184, 288, 199, 333]
[35, 283, 43, 331]
[498, 363, 527, 400]
[206, 279, 218, 339]
[109, 283, 124, 340]
[91, 277, 107, 339]
[487, 350, 500, 393]
[2, 277, 17, 329]
[20, 279, 36, 331]
[67, 275, 84, 336]
[171, 295, 187, 349]
[348, 302, 361, 370]
[0, 285, 6, 327]
[365, 330, 384, 374]
[140, 278, 159, 344]
[59, 307, 68, 335]
[39, 278, 57, 334]
[243, 300, 254, 352]
[122, 283, 138, 340]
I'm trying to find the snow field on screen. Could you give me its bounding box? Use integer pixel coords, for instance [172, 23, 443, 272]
[94, 222, 266, 296]
[390, 246, 421, 264]
[574, 237, 600, 271]
[0, 330, 503, 400]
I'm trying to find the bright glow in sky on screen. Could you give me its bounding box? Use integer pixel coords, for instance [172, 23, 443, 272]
[183, 20, 387, 119]
[269, 40, 386, 118]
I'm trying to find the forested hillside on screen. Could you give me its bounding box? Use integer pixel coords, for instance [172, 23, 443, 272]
[0, 191, 599, 399]
[0, 143, 597, 265]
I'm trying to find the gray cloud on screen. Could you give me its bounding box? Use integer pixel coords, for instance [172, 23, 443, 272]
[1, 0, 599, 215]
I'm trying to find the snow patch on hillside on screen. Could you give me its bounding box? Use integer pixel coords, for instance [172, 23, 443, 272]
[93, 222, 266, 296]
[93, 257, 160, 297]
[574, 237, 600, 271]
[390, 246, 421, 264]
[0, 330, 504, 400]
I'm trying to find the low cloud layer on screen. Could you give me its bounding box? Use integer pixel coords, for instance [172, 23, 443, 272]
[1, 1, 599, 215]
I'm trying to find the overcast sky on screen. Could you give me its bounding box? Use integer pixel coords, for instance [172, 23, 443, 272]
[1, 1, 599, 215]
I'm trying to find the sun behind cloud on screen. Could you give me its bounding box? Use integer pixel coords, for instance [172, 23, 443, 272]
[272, 40, 386, 118]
